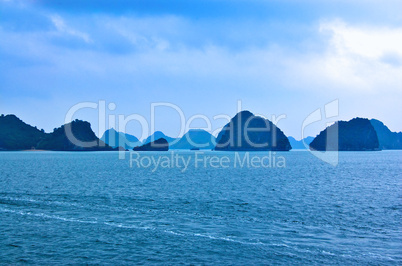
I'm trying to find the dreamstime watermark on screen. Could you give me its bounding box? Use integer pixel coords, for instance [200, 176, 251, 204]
[129, 151, 286, 172]
[62, 99, 340, 166]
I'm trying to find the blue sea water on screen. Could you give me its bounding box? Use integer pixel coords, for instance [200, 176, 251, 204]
[0, 150, 401, 264]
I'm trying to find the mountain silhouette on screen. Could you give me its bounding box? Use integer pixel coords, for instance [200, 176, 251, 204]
[170, 129, 216, 149]
[2, 114, 400, 152]
[309, 118, 379, 151]
[0, 115, 115, 151]
[101, 128, 141, 150]
[370, 119, 402, 150]
[37, 119, 115, 151]
[142, 131, 177, 145]
[0, 114, 46, 150]
[215, 111, 291, 151]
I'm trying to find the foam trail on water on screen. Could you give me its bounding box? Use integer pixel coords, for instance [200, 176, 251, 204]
[0, 207, 279, 247]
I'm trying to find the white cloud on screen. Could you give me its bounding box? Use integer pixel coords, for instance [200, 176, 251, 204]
[280, 20, 402, 94]
[50, 15, 92, 43]
[320, 19, 402, 61]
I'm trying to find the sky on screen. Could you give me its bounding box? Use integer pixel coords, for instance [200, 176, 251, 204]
[1, 0, 401, 140]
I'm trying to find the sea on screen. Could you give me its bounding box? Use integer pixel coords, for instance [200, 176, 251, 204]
[0, 150, 401, 264]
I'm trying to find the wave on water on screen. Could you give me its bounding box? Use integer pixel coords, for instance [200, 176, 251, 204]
[0, 206, 278, 247]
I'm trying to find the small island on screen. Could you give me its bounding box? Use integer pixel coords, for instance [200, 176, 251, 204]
[170, 129, 216, 150]
[214, 110, 291, 151]
[101, 128, 141, 150]
[133, 138, 169, 151]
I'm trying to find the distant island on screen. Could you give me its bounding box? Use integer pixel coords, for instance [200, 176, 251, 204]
[36, 120, 115, 151]
[0, 114, 46, 151]
[133, 138, 169, 151]
[309, 118, 379, 151]
[102, 129, 216, 150]
[170, 129, 216, 150]
[370, 119, 402, 150]
[0, 114, 114, 151]
[142, 131, 177, 146]
[214, 111, 291, 151]
[101, 128, 141, 150]
[1, 113, 401, 152]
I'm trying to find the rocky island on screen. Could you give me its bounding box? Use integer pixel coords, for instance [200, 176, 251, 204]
[0, 115, 115, 151]
[2, 113, 401, 152]
[170, 129, 216, 150]
[142, 131, 177, 145]
[214, 111, 291, 151]
[309, 118, 380, 151]
[370, 119, 402, 150]
[36, 120, 115, 151]
[101, 128, 141, 150]
[133, 138, 169, 151]
[0, 114, 46, 150]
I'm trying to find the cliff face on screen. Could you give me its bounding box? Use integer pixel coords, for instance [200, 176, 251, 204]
[215, 111, 291, 151]
[170, 129, 216, 150]
[37, 120, 114, 151]
[0, 114, 46, 150]
[370, 119, 402, 150]
[309, 118, 380, 151]
[133, 138, 169, 151]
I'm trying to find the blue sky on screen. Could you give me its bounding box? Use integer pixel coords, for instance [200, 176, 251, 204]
[1, 0, 401, 140]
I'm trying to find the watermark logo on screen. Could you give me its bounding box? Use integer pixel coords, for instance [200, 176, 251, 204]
[62, 99, 340, 167]
[129, 151, 286, 172]
[301, 99, 339, 166]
